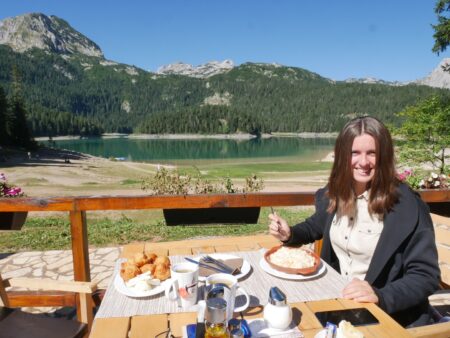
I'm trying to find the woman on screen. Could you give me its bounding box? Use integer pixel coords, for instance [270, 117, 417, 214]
[269, 116, 440, 327]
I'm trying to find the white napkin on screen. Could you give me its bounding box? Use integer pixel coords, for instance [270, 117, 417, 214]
[247, 318, 304, 338]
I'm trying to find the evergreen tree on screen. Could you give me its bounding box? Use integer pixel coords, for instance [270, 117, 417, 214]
[432, 0, 450, 55]
[9, 65, 35, 149]
[0, 86, 8, 145]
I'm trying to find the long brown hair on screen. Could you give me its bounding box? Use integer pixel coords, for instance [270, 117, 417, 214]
[327, 116, 399, 217]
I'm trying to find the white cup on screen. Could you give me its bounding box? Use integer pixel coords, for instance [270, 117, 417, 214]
[165, 262, 199, 309]
[205, 273, 250, 322]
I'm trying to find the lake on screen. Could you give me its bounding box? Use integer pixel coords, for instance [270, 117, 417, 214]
[43, 137, 335, 165]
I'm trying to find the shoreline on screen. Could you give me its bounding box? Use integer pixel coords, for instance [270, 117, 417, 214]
[0, 145, 330, 198]
[34, 132, 338, 141]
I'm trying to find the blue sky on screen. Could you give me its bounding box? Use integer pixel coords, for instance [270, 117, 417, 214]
[1, 0, 447, 82]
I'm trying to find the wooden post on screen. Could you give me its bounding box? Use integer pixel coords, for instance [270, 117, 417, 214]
[70, 210, 90, 282]
[70, 209, 90, 323]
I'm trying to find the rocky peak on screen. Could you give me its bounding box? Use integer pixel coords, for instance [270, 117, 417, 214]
[343, 77, 405, 86]
[157, 59, 234, 78]
[415, 58, 450, 89]
[0, 13, 103, 57]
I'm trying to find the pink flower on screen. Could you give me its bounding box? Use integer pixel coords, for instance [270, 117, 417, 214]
[5, 187, 22, 196]
[0, 174, 24, 198]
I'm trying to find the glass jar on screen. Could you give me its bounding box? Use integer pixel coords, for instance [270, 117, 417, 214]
[205, 298, 229, 338]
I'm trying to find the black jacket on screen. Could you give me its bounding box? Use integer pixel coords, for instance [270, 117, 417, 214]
[285, 183, 440, 327]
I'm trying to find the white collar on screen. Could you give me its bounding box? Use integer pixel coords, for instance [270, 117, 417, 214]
[357, 189, 370, 201]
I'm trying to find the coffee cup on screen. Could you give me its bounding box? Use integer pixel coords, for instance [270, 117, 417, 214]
[205, 273, 250, 321]
[165, 262, 199, 309]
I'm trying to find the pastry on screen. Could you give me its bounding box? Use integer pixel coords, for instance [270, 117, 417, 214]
[154, 255, 170, 267]
[120, 252, 171, 282]
[153, 263, 171, 281]
[140, 263, 156, 275]
[337, 320, 364, 338]
[120, 263, 141, 282]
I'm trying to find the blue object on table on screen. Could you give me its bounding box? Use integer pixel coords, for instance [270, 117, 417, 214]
[240, 319, 251, 338]
[186, 323, 196, 338]
[186, 322, 206, 338]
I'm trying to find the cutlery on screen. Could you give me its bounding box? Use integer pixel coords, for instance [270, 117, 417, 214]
[203, 255, 237, 275]
[271, 206, 281, 232]
[184, 257, 231, 274]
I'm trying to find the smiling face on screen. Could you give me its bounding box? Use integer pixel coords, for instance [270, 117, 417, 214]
[351, 133, 377, 195]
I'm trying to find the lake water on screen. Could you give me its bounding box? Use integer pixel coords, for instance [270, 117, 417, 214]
[43, 137, 335, 165]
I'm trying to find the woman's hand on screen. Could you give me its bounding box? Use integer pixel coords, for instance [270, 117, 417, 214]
[342, 278, 378, 303]
[268, 212, 291, 242]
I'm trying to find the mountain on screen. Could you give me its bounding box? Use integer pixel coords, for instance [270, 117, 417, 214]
[343, 77, 405, 86]
[157, 60, 234, 78]
[0, 13, 103, 57]
[0, 13, 449, 137]
[415, 58, 450, 89]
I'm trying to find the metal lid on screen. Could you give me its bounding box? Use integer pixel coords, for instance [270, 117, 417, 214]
[268, 286, 287, 305]
[230, 328, 244, 338]
[228, 318, 241, 331]
[205, 298, 227, 323]
[206, 284, 225, 300]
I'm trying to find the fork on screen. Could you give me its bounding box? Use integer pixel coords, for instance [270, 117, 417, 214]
[271, 206, 281, 232]
[203, 255, 237, 275]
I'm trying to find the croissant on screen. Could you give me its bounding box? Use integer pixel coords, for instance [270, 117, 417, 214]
[153, 263, 171, 281]
[120, 263, 141, 282]
[154, 255, 171, 267]
[144, 252, 158, 264]
[140, 263, 156, 275]
[132, 252, 148, 268]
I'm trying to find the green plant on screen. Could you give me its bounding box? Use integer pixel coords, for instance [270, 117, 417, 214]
[141, 167, 264, 195]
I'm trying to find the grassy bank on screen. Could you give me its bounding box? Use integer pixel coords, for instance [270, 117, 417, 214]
[0, 207, 314, 252]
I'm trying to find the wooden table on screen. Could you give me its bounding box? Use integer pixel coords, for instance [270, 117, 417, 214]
[90, 298, 411, 338]
[89, 235, 412, 338]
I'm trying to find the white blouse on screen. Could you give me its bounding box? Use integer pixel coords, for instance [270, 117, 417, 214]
[329, 190, 384, 281]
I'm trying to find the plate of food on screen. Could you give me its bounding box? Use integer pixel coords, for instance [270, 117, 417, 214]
[192, 253, 251, 281]
[260, 246, 325, 280]
[264, 245, 320, 275]
[114, 252, 172, 298]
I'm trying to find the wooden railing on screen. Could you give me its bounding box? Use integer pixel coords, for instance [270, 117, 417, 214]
[0, 189, 449, 308]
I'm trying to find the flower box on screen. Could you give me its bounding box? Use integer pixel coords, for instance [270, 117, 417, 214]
[0, 212, 28, 231]
[163, 207, 260, 226]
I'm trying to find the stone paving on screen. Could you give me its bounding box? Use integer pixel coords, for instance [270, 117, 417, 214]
[0, 214, 449, 314]
[0, 246, 121, 289]
[0, 246, 121, 314]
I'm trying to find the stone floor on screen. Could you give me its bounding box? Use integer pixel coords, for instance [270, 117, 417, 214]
[0, 246, 121, 289]
[0, 246, 121, 314]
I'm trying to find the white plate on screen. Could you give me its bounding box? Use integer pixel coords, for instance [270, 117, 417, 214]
[192, 253, 251, 281]
[259, 256, 326, 280]
[113, 259, 172, 298]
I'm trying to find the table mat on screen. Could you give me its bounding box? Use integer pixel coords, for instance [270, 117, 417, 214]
[95, 250, 347, 318]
